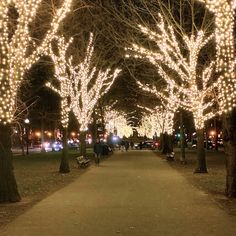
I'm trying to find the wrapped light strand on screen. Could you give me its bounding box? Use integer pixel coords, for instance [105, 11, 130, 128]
[46, 36, 73, 128]
[0, 0, 73, 124]
[104, 107, 133, 138]
[71, 33, 121, 131]
[127, 13, 217, 130]
[198, 0, 236, 113]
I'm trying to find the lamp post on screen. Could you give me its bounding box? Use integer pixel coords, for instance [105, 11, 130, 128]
[24, 118, 30, 155]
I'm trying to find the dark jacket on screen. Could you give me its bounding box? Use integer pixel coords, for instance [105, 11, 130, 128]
[93, 142, 103, 154]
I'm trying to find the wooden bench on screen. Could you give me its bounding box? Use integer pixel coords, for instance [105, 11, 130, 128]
[76, 156, 90, 168]
[166, 152, 175, 161]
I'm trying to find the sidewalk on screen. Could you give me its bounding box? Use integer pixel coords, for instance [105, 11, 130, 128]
[1, 150, 236, 236]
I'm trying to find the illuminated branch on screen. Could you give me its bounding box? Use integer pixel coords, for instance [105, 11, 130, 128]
[46, 36, 73, 128]
[198, 0, 236, 113]
[138, 104, 174, 137]
[127, 13, 217, 129]
[104, 108, 133, 138]
[72, 34, 121, 131]
[0, 0, 72, 124]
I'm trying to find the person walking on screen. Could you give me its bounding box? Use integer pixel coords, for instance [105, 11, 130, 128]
[130, 141, 134, 150]
[93, 139, 103, 166]
[125, 141, 129, 151]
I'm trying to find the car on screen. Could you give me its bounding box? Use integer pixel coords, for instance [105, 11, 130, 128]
[52, 141, 63, 151]
[151, 141, 160, 149]
[142, 140, 154, 149]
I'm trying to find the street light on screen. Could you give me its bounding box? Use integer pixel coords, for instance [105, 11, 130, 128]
[24, 118, 30, 155]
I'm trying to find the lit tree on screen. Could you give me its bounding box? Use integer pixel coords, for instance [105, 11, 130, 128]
[198, 0, 236, 196]
[104, 108, 133, 138]
[127, 13, 217, 172]
[0, 0, 73, 202]
[72, 34, 121, 156]
[137, 88, 176, 154]
[46, 36, 73, 173]
[104, 109, 120, 134]
[198, 0, 236, 113]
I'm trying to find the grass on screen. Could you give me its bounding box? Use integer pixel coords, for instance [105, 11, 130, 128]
[154, 148, 236, 215]
[0, 149, 95, 228]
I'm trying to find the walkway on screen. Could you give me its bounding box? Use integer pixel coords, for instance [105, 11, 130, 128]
[1, 150, 236, 236]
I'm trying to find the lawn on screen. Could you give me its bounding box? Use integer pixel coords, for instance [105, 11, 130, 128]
[0, 149, 95, 228]
[154, 148, 236, 215]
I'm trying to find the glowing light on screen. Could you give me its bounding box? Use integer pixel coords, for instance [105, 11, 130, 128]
[72, 34, 121, 131]
[47, 34, 121, 130]
[0, 0, 72, 124]
[127, 13, 217, 130]
[198, 0, 236, 113]
[104, 108, 133, 138]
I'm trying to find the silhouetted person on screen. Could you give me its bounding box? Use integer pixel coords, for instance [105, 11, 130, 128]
[93, 139, 103, 166]
[130, 141, 134, 150]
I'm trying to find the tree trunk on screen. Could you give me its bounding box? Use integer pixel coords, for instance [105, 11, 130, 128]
[79, 131, 87, 157]
[223, 110, 236, 197]
[40, 117, 46, 153]
[194, 128, 208, 173]
[91, 112, 98, 145]
[0, 124, 21, 203]
[162, 133, 173, 154]
[60, 127, 70, 173]
[180, 111, 186, 164]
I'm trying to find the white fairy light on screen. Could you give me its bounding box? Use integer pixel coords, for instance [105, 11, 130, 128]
[198, 0, 236, 113]
[47, 34, 121, 131]
[71, 34, 121, 131]
[46, 36, 73, 128]
[0, 0, 73, 125]
[104, 108, 133, 138]
[127, 13, 217, 130]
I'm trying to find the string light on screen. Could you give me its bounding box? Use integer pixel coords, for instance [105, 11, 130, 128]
[0, 0, 72, 125]
[47, 34, 121, 131]
[198, 0, 236, 113]
[104, 108, 133, 138]
[127, 13, 217, 130]
[46, 36, 73, 128]
[71, 33, 121, 131]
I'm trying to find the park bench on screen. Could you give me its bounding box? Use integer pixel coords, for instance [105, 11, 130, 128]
[76, 156, 90, 168]
[166, 152, 175, 161]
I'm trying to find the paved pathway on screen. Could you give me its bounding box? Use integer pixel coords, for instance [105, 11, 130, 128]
[1, 150, 236, 236]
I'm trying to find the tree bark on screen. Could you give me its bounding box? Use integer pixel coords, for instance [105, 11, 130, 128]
[0, 124, 21, 203]
[60, 127, 70, 173]
[40, 117, 46, 153]
[180, 111, 186, 164]
[194, 128, 208, 173]
[223, 110, 236, 197]
[162, 132, 173, 154]
[79, 131, 87, 157]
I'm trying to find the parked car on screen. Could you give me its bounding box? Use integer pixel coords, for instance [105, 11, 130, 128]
[52, 141, 63, 151]
[151, 141, 160, 149]
[142, 140, 154, 149]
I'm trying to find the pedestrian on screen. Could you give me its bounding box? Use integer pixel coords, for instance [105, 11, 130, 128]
[125, 141, 129, 151]
[93, 139, 103, 166]
[120, 140, 125, 152]
[130, 141, 134, 150]
[139, 141, 143, 150]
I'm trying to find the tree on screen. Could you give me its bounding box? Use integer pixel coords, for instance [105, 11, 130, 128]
[0, 0, 73, 202]
[127, 12, 217, 172]
[104, 108, 133, 138]
[46, 36, 73, 173]
[71, 33, 121, 156]
[137, 88, 176, 154]
[198, 0, 236, 196]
